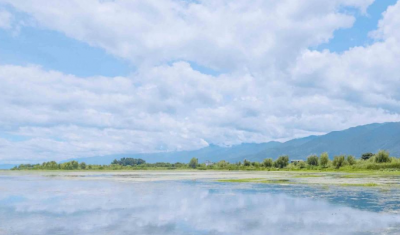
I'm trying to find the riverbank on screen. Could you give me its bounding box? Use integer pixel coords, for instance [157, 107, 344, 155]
[2, 170, 400, 188]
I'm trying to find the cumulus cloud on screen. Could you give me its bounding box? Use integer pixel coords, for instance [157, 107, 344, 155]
[0, 61, 399, 162]
[371, 2, 400, 40]
[0, 0, 400, 163]
[291, 1, 400, 112]
[0, 0, 374, 71]
[0, 9, 12, 29]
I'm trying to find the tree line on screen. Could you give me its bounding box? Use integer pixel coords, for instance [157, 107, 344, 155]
[11, 150, 400, 171]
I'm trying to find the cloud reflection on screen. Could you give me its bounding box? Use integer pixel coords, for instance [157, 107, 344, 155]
[0, 177, 399, 235]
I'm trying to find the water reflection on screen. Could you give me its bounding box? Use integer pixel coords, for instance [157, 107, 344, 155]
[0, 174, 399, 235]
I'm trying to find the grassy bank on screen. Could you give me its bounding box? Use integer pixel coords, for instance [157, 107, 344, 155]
[11, 150, 400, 175]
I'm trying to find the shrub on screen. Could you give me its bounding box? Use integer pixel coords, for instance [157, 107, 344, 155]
[375, 150, 391, 163]
[217, 160, 228, 168]
[188, 158, 198, 169]
[332, 155, 346, 169]
[298, 161, 306, 169]
[112, 158, 146, 166]
[274, 155, 289, 168]
[347, 155, 356, 165]
[263, 158, 273, 167]
[80, 162, 87, 169]
[361, 153, 374, 160]
[320, 152, 329, 168]
[307, 155, 319, 166]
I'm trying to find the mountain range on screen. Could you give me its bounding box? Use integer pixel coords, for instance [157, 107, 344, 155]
[69, 122, 400, 165]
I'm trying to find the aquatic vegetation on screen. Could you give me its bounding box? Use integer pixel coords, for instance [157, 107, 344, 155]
[218, 178, 293, 184]
[294, 174, 324, 178]
[217, 178, 265, 183]
[258, 179, 293, 184]
[340, 183, 379, 187]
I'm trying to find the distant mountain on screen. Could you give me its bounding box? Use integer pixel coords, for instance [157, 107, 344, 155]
[68, 122, 400, 165]
[70, 142, 282, 165]
[238, 122, 400, 162]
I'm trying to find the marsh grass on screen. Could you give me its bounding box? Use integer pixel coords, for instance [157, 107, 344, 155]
[339, 183, 379, 187]
[217, 178, 292, 184]
[293, 174, 324, 178]
[258, 179, 293, 184]
[217, 178, 265, 183]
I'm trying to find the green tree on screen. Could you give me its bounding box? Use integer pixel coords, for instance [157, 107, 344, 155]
[263, 158, 273, 167]
[217, 160, 228, 168]
[274, 156, 289, 168]
[71, 161, 79, 170]
[375, 150, 391, 163]
[361, 153, 374, 160]
[307, 155, 319, 166]
[298, 161, 306, 169]
[347, 155, 356, 165]
[188, 158, 198, 169]
[320, 152, 329, 168]
[243, 159, 251, 167]
[80, 162, 87, 169]
[332, 155, 346, 169]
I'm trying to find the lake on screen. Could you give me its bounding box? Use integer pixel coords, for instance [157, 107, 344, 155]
[1, 171, 400, 235]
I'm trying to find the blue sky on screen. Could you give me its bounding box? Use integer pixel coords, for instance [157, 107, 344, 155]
[0, 0, 396, 77]
[0, 0, 400, 163]
[317, 0, 398, 52]
[0, 28, 132, 77]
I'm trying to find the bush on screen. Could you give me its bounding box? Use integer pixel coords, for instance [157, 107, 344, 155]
[274, 156, 289, 168]
[347, 155, 356, 165]
[80, 162, 87, 169]
[332, 155, 346, 169]
[298, 161, 306, 169]
[320, 152, 329, 168]
[375, 150, 391, 163]
[217, 160, 228, 168]
[361, 153, 374, 160]
[263, 158, 273, 168]
[188, 158, 198, 169]
[307, 155, 319, 166]
[112, 158, 146, 166]
[243, 159, 251, 167]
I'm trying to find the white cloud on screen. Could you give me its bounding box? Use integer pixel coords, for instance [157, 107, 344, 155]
[0, 0, 373, 71]
[0, 61, 399, 163]
[0, 9, 12, 29]
[1, 0, 400, 163]
[291, 1, 400, 112]
[371, 1, 400, 40]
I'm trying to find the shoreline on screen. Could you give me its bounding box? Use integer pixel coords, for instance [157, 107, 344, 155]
[2, 170, 400, 188]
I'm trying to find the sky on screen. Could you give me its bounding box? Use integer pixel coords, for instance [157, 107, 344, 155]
[0, 0, 400, 163]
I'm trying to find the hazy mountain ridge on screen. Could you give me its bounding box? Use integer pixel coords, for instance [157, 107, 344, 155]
[239, 122, 400, 162]
[70, 142, 282, 165]
[67, 122, 400, 165]
[2, 122, 397, 168]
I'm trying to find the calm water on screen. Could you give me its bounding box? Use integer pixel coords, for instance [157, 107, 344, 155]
[1, 172, 400, 235]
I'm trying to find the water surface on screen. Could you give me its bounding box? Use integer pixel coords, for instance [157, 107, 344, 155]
[1, 171, 400, 235]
